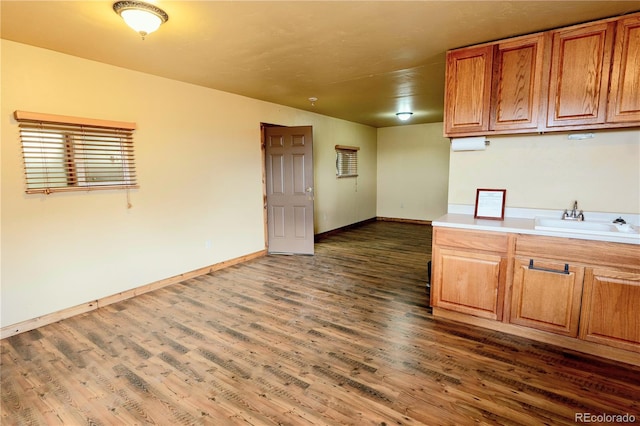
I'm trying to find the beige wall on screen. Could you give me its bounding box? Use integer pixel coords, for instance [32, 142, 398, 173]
[6, 38, 636, 330]
[448, 130, 640, 214]
[313, 119, 377, 231]
[376, 123, 450, 221]
[1, 40, 376, 327]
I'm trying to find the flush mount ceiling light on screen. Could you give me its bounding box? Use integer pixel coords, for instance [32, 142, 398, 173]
[396, 112, 413, 121]
[113, 1, 169, 39]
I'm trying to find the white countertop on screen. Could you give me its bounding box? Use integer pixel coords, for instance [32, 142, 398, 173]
[433, 211, 640, 245]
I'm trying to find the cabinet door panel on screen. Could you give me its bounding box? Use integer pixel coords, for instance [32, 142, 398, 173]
[580, 268, 640, 353]
[491, 34, 547, 131]
[510, 258, 584, 337]
[433, 248, 504, 320]
[547, 22, 614, 127]
[444, 46, 493, 135]
[607, 15, 640, 123]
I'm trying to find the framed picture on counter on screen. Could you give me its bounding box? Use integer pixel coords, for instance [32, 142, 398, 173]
[474, 188, 506, 220]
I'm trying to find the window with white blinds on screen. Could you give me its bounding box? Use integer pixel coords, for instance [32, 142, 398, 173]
[15, 111, 138, 194]
[336, 145, 359, 178]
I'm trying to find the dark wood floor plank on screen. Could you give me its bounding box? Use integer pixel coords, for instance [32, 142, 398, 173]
[2, 221, 639, 425]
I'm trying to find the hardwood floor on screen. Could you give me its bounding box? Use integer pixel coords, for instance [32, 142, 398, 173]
[2, 221, 639, 425]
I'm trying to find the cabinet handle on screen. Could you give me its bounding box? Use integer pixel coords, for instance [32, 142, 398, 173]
[528, 259, 569, 275]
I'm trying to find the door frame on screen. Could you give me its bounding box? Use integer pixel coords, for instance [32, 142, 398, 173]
[260, 123, 271, 251]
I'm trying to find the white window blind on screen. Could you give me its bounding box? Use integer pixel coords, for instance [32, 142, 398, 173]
[336, 145, 359, 178]
[15, 111, 138, 194]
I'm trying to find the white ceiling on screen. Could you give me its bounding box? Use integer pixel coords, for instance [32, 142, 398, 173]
[2, 1, 639, 128]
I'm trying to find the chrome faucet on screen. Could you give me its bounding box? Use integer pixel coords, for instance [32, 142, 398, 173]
[562, 201, 584, 221]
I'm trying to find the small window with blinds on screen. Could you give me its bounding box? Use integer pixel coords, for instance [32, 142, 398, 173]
[15, 111, 138, 194]
[336, 145, 359, 178]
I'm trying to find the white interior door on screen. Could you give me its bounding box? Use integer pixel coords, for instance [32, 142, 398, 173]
[265, 125, 314, 254]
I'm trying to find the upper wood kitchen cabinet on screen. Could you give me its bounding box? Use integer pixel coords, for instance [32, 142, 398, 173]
[444, 45, 493, 135]
[547, 20, 615, 128]
[443, 12, 640, 137]
[490, 34, 548, 132]
[607, 14, 640, 123]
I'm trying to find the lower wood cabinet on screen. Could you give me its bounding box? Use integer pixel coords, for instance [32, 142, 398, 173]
[431, 228, 508, 321]
[510, 257, 584, 337]
[434, 248, 506, 320]
[580, 268, 640, 353]
[431, 226, 640, 363]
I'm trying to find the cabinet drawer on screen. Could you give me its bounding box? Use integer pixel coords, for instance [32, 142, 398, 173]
[515, 234, 640, 270]
[435, 228, 508, 253]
